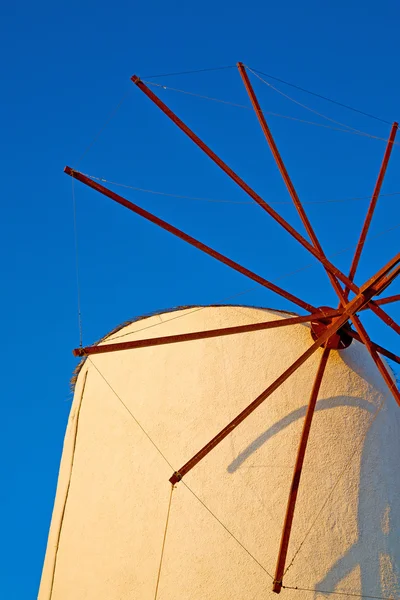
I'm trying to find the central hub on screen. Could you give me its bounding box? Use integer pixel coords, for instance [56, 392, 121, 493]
[310, 306, 353, 350]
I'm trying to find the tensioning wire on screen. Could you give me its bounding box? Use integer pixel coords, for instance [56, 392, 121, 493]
[80, 172, 400, 206]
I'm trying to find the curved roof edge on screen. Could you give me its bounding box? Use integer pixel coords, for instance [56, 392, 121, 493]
[71, 303, 298, 390]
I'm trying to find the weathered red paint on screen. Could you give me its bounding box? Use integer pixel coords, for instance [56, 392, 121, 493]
[273, 346, 331, 593]
[237, 62, 346, 303]
[345, 122, 398, 295]
[72, 309, 343, 357]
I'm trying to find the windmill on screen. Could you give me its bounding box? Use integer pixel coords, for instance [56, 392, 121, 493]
[40, 63, 400, 599]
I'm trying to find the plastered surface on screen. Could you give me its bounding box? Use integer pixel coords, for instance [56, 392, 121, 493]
[39, 306, 400, 600]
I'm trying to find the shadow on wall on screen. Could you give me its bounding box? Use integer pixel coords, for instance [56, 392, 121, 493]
[227, 395, 400, 598]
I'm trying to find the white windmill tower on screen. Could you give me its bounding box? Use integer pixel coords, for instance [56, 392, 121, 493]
[39, 64, 400, 600]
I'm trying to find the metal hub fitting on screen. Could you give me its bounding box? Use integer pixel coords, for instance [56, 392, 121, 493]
[310, 306, 353, 350]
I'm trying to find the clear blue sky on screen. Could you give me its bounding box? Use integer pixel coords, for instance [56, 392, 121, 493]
[1, 1, 399, 597]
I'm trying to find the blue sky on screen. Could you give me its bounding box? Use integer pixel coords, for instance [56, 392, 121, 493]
[1, 1, 400, 597]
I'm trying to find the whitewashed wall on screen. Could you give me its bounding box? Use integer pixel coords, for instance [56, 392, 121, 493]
[39, 306, 400, 600]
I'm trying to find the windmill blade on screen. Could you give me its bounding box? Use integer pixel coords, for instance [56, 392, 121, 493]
[346, 329, 400, 365]
[344, 122, 398, 296]
[347, 257, 400, 406]
[237, 62, 346, 304]
[72, 309, 343, 357]
[273, 346, 331, 593]
[350, 313, 400, 405]
[373, 293, 400, 307]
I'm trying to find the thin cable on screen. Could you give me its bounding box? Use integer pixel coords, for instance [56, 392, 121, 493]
[284, 396, 387, 577]
[143, 81, 373, 139]
[75, 88, 132, 167]
[82, 171, 400, 206]
[90, 359, 276, 581]
[181, 480, 274, 580]
[141, 80, 400, 146]
[248, 67, 391, 126]
[154, 484, 175, 600]
[107, 293, 259, 342]
[143, 80, 253, 110]
[246, 67, 377, 138]
[143, 65, 235, 79]
[88, 358, 175, 470]
[141, 63, 392, 127]
[72, 179, 83, 347]
[282, 584, 398, 600]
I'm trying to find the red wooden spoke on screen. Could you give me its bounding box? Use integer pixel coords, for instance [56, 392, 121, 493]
[72, 309, 344, 357]
[346, 261, 400, 386]
[237, 62, 320, 249]
[344, 122, 398, 297]
[376, 262, 400, 294]
[131, 76, 362, 296]
[373, 293, 400, 307]
[339, 122, 399, 336]
[369, 301, 400, 337]
[346, 258, 400, 406]
[364, 261, 400, 336]
[328, 244, 400, 406]
[370, 303, 400, 335]
[237, 62, 345, 304]
[346, 329, 400, 365]
[237, 64, 400, 338]
[64, 167, 315, 314]
[72, 309, 399, 365]
[367, 258, 400, 295]
[351, 313, 400, 406]
[169, 279, 383, 485]
[273, 346, 331, 594]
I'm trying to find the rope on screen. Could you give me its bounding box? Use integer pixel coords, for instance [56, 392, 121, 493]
[72, 179, 83, 347]
[154, 484, 175, 600]
[87, 358, 175, 471]
[282, 585, 398, 599]
[181, 480, 274, 580]
[81, 172, 400, 206]
[142, 80, 400, 146]
[75, 88, 132, 167]
[245, 67, 396, 145]
[143, 80, 255, 110]
[143, 65, 236, 79]
[283, 397, 387, 577]
[248, 68, 391, 126]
